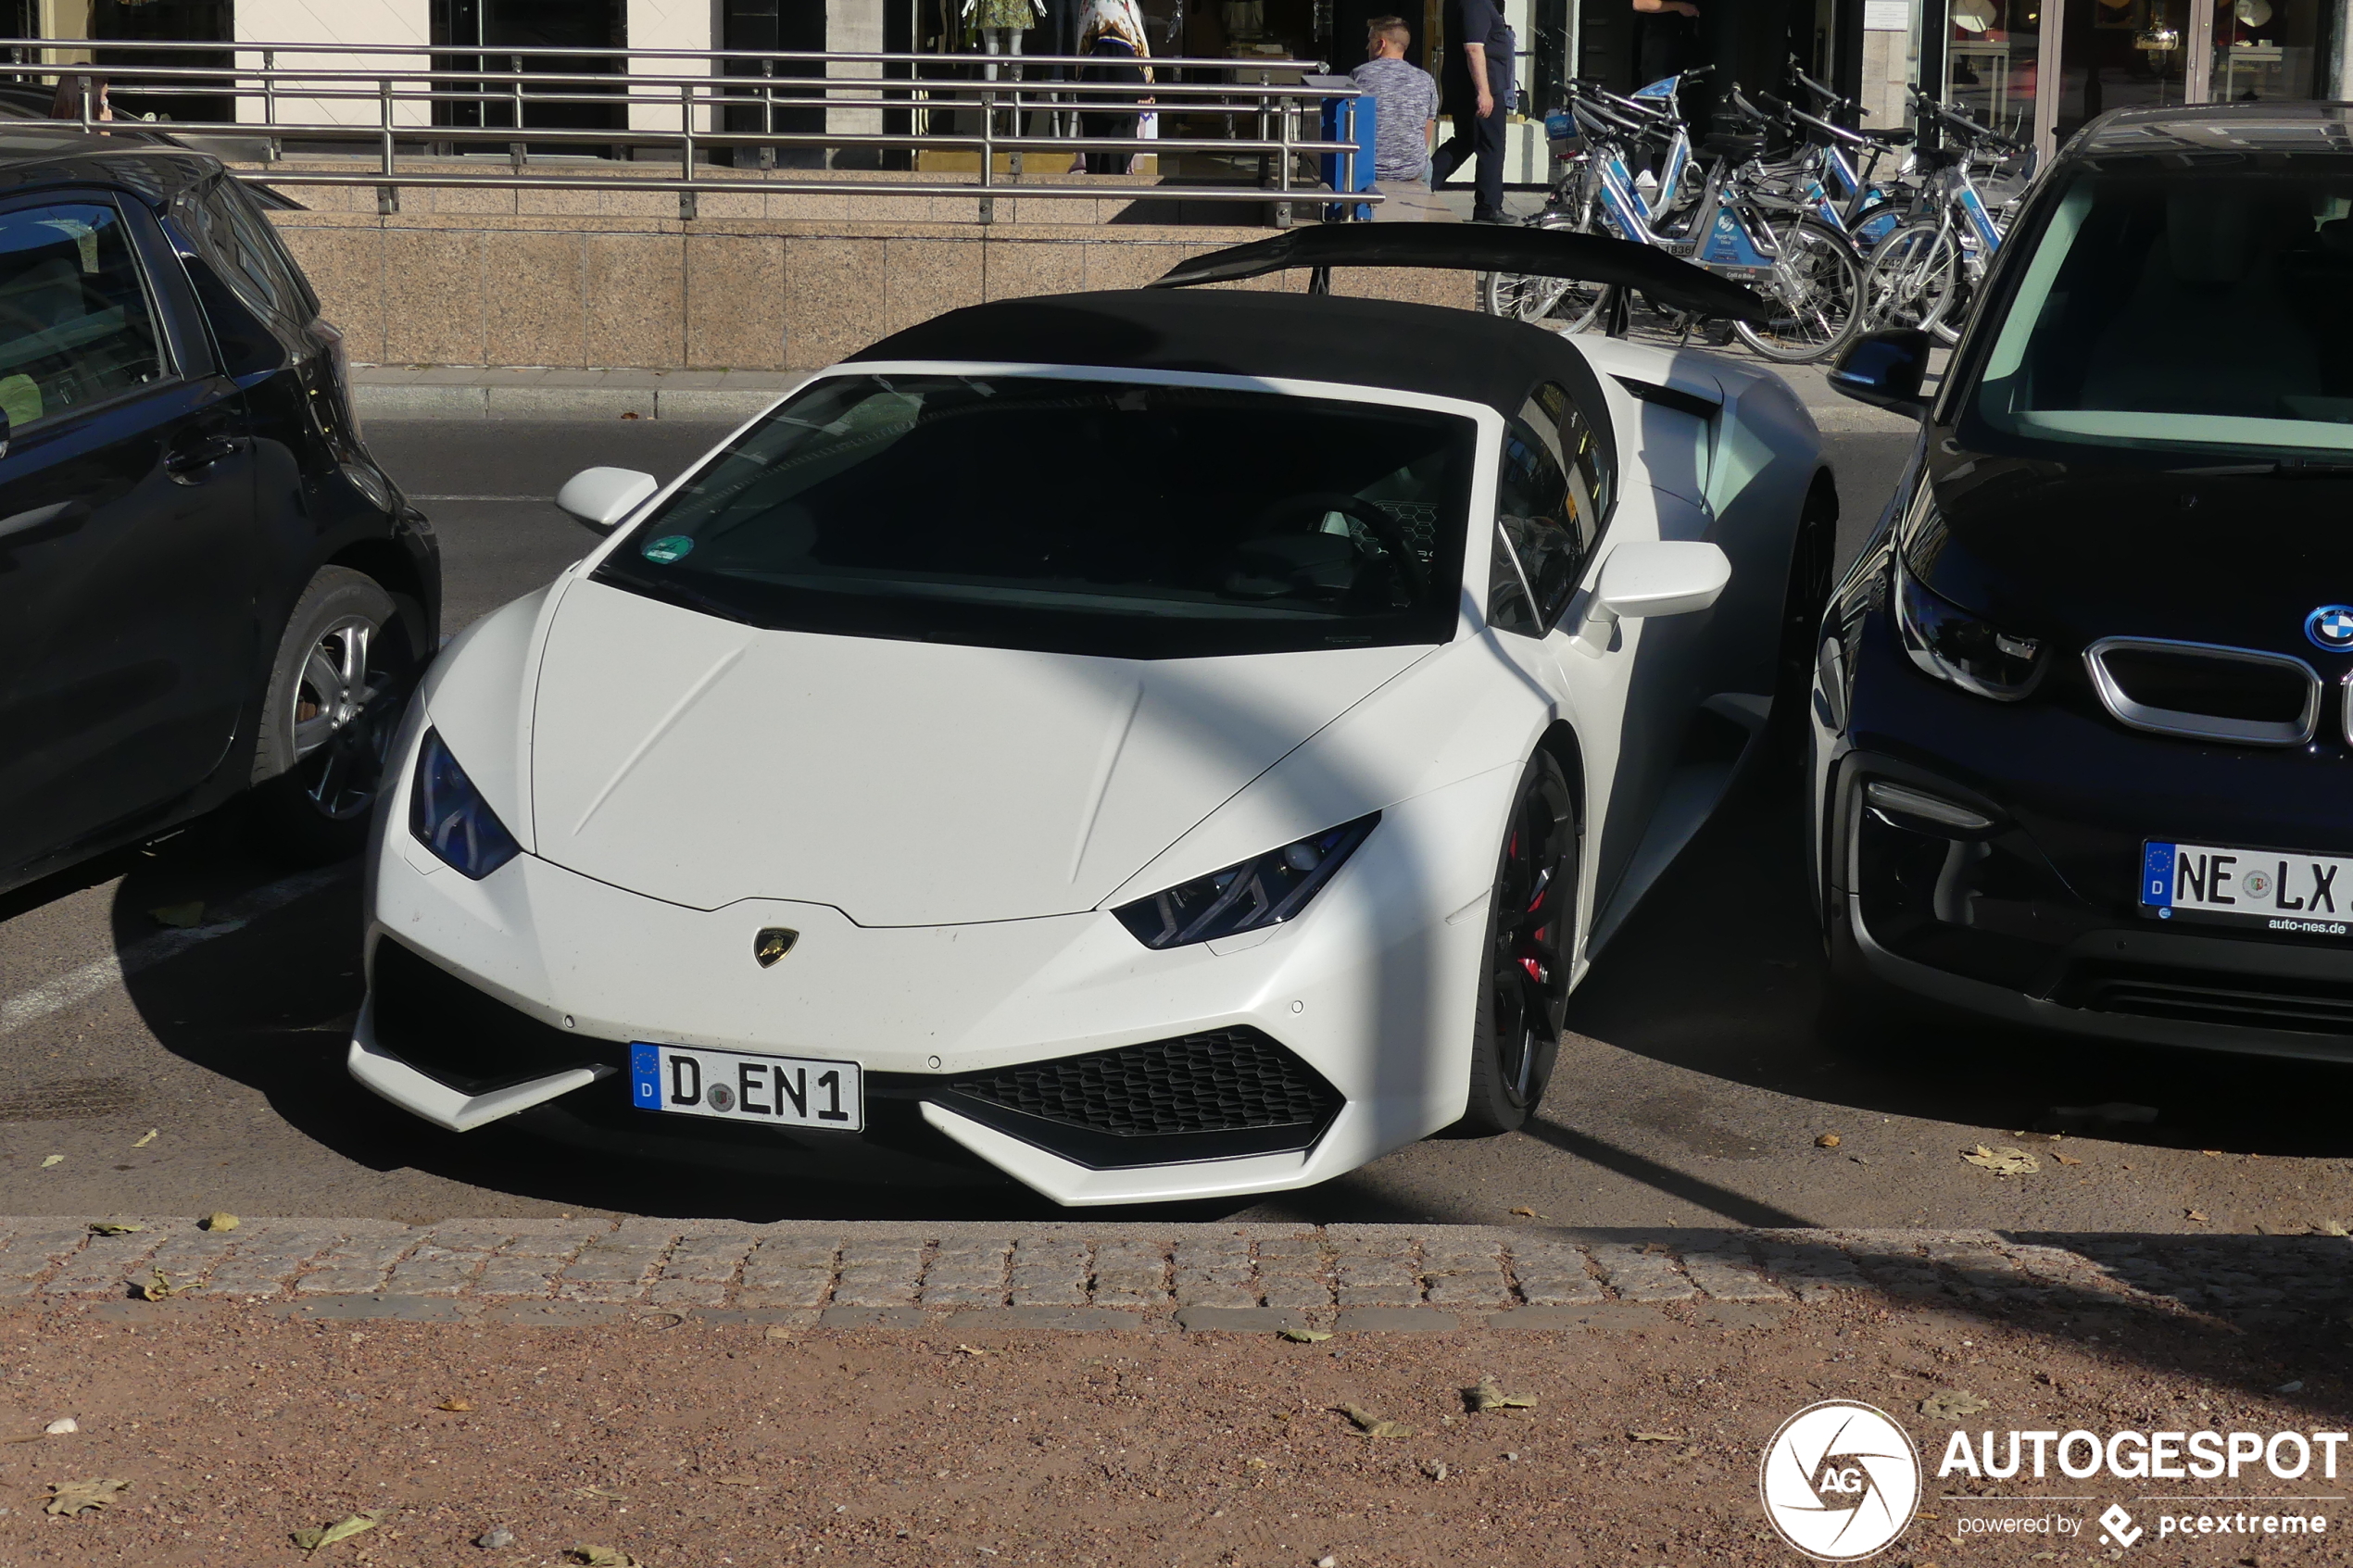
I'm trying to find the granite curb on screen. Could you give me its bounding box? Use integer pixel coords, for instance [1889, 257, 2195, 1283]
[6, 1219, 2344, 1330]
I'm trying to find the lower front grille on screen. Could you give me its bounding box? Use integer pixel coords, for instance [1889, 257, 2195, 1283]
[369, 937, 617, 1094]
[932, 1028, 1342, 1170]
[2063, 963, 2353, 1035]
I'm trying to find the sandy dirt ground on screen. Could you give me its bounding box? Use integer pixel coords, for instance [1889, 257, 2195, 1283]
[0, 1287, 2345, 1567]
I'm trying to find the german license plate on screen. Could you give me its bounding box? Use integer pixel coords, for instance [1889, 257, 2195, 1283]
[2141, 841, 2353, 937]
[629, 1043, 862, 1131]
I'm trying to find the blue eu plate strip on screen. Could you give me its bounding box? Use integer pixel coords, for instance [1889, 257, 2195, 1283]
[630, 1043, 661, 1109]
[2142, 842, 2175, 909]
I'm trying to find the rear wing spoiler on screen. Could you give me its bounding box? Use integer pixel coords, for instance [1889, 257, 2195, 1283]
[1148, 222, 1771, 325]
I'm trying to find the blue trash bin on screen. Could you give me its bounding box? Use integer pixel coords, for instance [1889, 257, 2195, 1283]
[1314, 78, 1376, 222]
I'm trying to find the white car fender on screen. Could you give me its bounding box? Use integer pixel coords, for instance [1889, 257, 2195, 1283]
[411, 577, 576, 852]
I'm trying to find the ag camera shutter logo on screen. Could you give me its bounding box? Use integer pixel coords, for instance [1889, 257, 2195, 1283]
[1760, 1399, 1923, 1561]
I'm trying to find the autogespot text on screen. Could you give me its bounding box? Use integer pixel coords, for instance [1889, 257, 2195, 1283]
[1939, 1428, 2350, 1481]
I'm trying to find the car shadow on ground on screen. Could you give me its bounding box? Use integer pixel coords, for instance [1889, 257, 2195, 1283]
[1564, 760, 2353, 1164]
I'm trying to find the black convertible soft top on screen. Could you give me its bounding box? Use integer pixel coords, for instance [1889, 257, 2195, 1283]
[845, 288, 1616, 428]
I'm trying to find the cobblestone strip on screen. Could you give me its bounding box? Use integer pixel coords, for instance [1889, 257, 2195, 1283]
[203, 1224, 346, 1298]
[1089, 1241, 1172, 1310]
[8, 1222, 2350, 1318]
[0, 1225, 102, 1298]
[918, 1239, 1013, 1308]
[1508, 1242, 1604, 1306]
[1253, 1237, 1332, 1311]
[740, 1239, 838, 1309]
[1170, 1237, 1255, 1308]
[1589, 1243, 1697, 1303]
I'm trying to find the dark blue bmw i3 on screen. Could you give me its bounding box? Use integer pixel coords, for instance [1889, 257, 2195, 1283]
[1811, 101, 2353, 1060]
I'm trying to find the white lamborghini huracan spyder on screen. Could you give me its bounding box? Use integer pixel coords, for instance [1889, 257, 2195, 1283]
[350, 227, 1834, 1205]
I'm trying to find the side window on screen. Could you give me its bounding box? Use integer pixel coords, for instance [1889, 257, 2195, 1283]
[1491, 411, 1578, 633]
[0, 200, 168, 433]
[183, 178, 308, 331]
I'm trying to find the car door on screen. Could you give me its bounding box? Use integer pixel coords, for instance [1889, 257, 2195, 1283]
[0, 190, 258, 879]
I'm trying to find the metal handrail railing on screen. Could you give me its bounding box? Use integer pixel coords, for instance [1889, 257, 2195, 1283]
[0, 37, 1376, 221]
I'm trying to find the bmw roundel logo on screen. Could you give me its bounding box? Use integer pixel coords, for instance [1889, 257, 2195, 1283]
[2307, 605, 2353, 651]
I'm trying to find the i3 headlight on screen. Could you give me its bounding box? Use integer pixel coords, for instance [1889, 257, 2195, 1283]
[1893, 556, 2045, 701]
[409, 728, 522, 880]
[1114, 814, 1379, 950]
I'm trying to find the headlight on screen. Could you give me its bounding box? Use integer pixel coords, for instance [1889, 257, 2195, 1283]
[1113, 814, 1379, 949]
[409, 729, 522, 880]
[1893, 556, 2045, 701]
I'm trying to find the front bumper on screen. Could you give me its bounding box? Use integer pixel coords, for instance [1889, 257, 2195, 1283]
[355, 766, 1505, 1205]
[1820, 631, 2353, 1060]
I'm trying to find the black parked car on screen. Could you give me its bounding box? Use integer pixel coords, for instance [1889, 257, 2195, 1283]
[0, 129, 436, 896]
[1812, 101, 2353, 1059]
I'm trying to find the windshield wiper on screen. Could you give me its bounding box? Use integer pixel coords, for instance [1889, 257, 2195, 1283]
[2170, 459, 2353, 477]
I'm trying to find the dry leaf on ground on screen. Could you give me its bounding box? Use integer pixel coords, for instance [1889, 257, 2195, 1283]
[2187, 1209, 2211, 1223]
[132, 1270, 187, 1301]
[130, 1129, 157, 1148]
[1278, 1328, 1331, 1344]
[951, 1344, 995, 1357]
[2318, 1222, 2350, 1237]
[291, 1513, 381, 1551]
[1961, 1144, 2040, 1176]
[436, 1398, 472, 1412]
[2053, 1152, 2084, 1167]
[1338, 1405, 1412, 1438]
[712, 1476, 760, 1486]
[571, 1486, 628, 1502]
[201, 1212, 239, 1232]
[1816, 1133, 1842, 1148]
[570, 1548, 643, 1567]
[1462, 1376, 1538, 1413]
[1629, 1431, 1684, 1443]
[39, 1155, 61, 1169]
[86, 1223, 144, 1236]
[43, 1418, 77, 1436]
[1244, 1456, 1270, 1470]
[1507, 1207, 1542, 1219]
[148, 901, 205, 929]
[1921, 1390, 1991, 1420]
[44, 1477, 130, 1515]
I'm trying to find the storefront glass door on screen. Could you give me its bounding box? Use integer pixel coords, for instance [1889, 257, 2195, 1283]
[1944, 0, 2043, 143]
[2053, 0, 2196, 142]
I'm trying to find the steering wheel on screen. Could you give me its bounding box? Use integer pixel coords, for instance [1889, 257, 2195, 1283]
[1250, 492, 1428, 600]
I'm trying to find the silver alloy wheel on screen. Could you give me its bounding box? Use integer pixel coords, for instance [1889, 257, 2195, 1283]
[288, 612, 394, 820]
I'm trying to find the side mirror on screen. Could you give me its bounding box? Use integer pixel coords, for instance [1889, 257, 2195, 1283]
[1571, 540, 1730, 658]
[555, 467, 658, 534]
[1828, 329, 1933, 416]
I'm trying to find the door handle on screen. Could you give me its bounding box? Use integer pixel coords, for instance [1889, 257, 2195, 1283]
[0, 497, 88, 545]
[164, 434, 241, 478]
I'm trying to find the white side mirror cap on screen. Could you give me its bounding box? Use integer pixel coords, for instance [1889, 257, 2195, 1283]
[556, 467, 658, 533]
[1597, 539, 1731, 620]
[1570, 539, 1731, 658]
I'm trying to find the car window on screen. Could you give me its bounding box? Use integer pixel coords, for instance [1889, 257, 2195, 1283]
[0, 200, 168, 433]
[182, 177, 308, 331]
[1535, 380, 1614, 537]
[1964, 165, 2353, 461]
[593, 374, 1478, 660]
[1492, 410, 1579, 634]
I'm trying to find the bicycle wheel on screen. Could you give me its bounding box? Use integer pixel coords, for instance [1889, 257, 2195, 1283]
[1734, 217, 1866, 364]
[1479, 212, 1611, 333]
[1863, 220, 1960, 337]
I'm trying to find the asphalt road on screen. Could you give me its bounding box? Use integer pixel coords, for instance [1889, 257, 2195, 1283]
[4, 419, 2350, 1234]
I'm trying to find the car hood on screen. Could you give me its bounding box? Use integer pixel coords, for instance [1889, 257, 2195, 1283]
[1908, 449, 2353, 655]
[520, 579, 1433, 923]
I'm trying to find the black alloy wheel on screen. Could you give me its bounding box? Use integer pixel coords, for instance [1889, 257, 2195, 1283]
[1449, 750, 1578, 1135]
[249, 565, 421, 861]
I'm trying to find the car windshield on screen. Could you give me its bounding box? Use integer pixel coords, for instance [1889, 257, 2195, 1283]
[592, 374, 1476, 659]
[1962, 164, 2353, 462]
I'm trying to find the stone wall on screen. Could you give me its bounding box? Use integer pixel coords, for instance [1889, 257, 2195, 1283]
[263, 172, 1473, 372]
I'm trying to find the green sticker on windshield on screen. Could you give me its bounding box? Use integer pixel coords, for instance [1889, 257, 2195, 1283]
[641, 534, 694, 564]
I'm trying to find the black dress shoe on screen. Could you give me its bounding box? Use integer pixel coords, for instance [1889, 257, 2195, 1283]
[1470, 207, 1505, 224]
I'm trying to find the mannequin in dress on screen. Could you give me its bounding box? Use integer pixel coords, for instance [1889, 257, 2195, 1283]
[967, 0, 1049, 81]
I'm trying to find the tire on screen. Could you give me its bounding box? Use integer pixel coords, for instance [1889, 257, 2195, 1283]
[1446, 750, 1578, 1136]
[1734, 218, 1868, 364]
[1478, 210, 1610, 333]
[1862, 220, 1960, 337]
[247, 565, 421, 863]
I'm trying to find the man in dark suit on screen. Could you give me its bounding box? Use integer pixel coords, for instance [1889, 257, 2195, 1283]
[1430, 0, 1513, 222]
